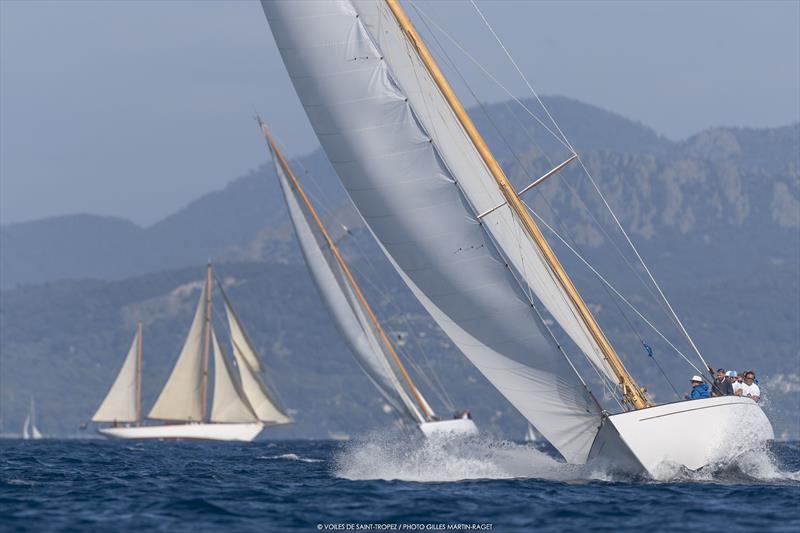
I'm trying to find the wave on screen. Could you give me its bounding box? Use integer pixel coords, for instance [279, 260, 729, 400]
[333, 431, 800, 484]
[257, 453, 323, 463]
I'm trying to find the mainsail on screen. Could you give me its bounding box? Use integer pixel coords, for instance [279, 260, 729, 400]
[261, 0, 621, 461]
[209, 328, 259, 423]
[148, 280, 209, 422]
[262, 119, 429, 425]
[92, 324, 141, 423]
[218, 281, 291, 425]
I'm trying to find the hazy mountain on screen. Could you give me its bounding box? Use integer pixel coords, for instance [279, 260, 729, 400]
[0, 96, 797, 440]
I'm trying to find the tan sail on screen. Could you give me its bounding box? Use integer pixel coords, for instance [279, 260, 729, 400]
[148, 279, 209, 422]
[92, 324, 142, 423]
[209, 328, 259, 423]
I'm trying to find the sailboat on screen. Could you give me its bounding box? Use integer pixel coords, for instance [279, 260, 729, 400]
[21, 398, 43, 440]
[92, 264, 291, 441]
[258, 117, 477, 437]
[524, 424, 538, 444]
[259, 0, 773, 475]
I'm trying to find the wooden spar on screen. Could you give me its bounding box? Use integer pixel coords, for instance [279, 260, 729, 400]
[258, 118, 435, 422]
[200, 263, 212, 421]
[136, 321, 142, 425]
[383, 0, 650, 409]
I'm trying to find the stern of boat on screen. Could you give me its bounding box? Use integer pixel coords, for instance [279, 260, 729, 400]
[418, 418, 479, 438]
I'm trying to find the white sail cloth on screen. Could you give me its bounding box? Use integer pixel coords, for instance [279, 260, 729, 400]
[210, 329, 259, 423]
[269, 138, 425, 424]
[92, 329, 140, 423]
[262, 0, 604, 462]
[148, 284, 207, 422]
[218, 285, 291, 424]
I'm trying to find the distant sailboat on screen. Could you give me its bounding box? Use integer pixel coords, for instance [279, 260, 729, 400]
[260, 0, 772, 474]
[93, 264, 291, 441]
[524, 424, 538, 444]
[21, 398, 43, 440]
[259, 117, 477, 437]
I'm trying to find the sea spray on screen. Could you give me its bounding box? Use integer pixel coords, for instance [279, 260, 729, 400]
[333, 430, 800, 485]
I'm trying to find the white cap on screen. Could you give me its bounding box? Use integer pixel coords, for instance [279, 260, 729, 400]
[726, 370, 738, 377]
[691, 375, 704, 382]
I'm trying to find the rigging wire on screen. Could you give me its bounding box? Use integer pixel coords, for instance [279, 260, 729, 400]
[277, 139, 457, 412]
[468, 0, 712, 375]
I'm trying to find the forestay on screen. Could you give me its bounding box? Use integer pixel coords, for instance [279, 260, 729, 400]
[262, 0, 605, 462]
[92, 329, 140, 423]
[269, 134, 426, 425]
[209, 328, 259, 424]
[148, 284, 207, 422]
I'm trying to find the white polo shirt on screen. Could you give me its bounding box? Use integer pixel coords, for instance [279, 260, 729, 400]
[740, 382, 761, 399]
[732, 381, 744, 395]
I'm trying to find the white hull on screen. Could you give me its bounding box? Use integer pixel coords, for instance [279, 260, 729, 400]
[419, 418, 479, 438]
[588, 396, 773, 476]
[97, 422, 264, 442]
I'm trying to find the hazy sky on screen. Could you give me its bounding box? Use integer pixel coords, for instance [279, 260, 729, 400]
[1, 0, 798, 226]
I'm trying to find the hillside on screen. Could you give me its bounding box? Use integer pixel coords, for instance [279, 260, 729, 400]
[0, 96, 797, 440]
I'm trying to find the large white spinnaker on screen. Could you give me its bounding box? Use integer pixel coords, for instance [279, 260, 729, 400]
[261, 0, 605, 462]
[148, 282, 208, 422]
[265, 125, 427, 425]
[92, 326, 141, 423]
[209, 328, 260, 424]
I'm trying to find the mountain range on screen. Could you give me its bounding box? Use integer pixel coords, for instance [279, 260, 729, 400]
[1, 96, 798, 440]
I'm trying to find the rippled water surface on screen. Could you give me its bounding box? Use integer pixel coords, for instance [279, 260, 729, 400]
[1, 436, 798, 532]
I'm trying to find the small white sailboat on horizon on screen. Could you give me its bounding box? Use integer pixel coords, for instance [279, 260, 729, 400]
[21, 398, 43, 440]
[259, 0, 773, 476]
[92, 264, 291, 442]
[259, 117, 477, 438]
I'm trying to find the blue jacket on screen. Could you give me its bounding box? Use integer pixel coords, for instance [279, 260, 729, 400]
[689, 383, 710, 399]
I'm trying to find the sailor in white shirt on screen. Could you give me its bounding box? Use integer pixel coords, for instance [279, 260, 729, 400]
[737, 371, 761, 402]
[728, 371, 743, 395]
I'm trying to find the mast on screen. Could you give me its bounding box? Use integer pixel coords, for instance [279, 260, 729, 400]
[136, 321, 142, 425]
[258, 117, 435, 421]
[384, 0, 649, 409]
[200, 263, 212, 421]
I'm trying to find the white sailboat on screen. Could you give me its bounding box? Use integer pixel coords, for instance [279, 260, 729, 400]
[259, 117, 476, 437]
[21, 398, 43, 440]
[259, 0, 773, 475]
[93, 264, 291, 441]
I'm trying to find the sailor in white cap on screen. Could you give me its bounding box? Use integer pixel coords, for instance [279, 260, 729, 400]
[684, 375, 710, 400]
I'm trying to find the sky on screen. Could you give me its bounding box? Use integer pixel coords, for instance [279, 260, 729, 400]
[1, 0, 798, 226]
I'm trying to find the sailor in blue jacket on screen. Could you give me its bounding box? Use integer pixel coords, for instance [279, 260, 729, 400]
[685, 375, 710, 399]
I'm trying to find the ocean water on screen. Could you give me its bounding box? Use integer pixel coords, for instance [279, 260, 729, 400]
[1, 435, 798, 532]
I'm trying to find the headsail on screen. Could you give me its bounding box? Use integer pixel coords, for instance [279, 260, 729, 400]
[92, 325, 141, 423]
[209, 328, 259, 423]
[219, 286, 262, 373]
[261, 0, 608, 462]
[217, 280, 291, 425]
[261, 119, 429, 425]
[148, 281, 208, 422]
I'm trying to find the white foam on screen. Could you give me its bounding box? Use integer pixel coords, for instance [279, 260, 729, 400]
[333, 431, 799, 484]
[333, 432, 597, 483]
[258, 453, 323, 463]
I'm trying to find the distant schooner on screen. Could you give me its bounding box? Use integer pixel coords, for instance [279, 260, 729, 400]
[92, 264, 291, 441]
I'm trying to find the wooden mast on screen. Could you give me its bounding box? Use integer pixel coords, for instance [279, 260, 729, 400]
[136, 321, 142, 425]
[384, 0, 649, 409]
[200, 263, 212, 421]
[258, 118, 435, 422]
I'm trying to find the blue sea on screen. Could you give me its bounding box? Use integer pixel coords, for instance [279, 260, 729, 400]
[1, 436, 798, 532]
